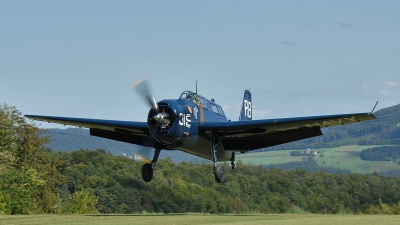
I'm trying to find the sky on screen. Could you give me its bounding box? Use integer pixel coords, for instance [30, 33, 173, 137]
[1, 1, 399, 128]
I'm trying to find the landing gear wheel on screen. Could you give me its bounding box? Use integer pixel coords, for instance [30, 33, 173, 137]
[141, 163, 153, 182]
[214, 164, 225, 183]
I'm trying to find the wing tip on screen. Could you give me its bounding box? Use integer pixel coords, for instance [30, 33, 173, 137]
[24, 114, 35, 119]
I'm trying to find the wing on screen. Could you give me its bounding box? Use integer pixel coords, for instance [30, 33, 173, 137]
[25, 115, 153, 147]
[198, 112, 377, 151]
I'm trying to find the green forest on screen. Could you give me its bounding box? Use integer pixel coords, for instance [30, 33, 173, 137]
[2, 103, 400, 215]
[361, 146, 400, 162]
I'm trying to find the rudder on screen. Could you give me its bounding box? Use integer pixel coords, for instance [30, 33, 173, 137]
[239, 90, 252, 121]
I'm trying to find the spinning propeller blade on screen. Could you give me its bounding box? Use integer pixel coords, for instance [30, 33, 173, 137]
[132, 77, 158, 111]
[132, 78, 176, 133]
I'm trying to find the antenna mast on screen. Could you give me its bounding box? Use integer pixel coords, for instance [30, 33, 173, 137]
[370, 101, 379, 114]
[196, 80, 198, 93]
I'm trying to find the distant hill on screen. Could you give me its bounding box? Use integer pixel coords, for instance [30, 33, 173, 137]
[44, 128, 205, 163]
[263, 103, 400, 150]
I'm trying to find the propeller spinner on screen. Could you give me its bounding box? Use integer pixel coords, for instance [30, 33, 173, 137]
[132, 77, 174, 133]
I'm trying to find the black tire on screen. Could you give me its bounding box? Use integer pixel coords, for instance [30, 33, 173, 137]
[214, 164, 225, 183]
[141, 163, 153, 182]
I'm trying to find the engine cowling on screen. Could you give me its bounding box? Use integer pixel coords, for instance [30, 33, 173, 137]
[147, 101, 183, 147]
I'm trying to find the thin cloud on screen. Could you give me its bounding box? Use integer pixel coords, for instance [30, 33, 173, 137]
[337, 22, 353, 28]
[386, 81, 399, 86]
[247, 82, 400, 119]
[252, 109, 271, 119]
[222, 103, 241, 120]
[379, 90, 391, 97]
[357, 82, 375, 96]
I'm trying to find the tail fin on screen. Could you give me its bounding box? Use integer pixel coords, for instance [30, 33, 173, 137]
[239, 90, 252, 121]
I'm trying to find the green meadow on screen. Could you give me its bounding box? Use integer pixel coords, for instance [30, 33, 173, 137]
[236, 145, 400, 174]
[0, 214, 399, 225]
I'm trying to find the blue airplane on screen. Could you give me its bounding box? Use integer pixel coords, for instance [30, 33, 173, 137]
[25, 78, 377, 183]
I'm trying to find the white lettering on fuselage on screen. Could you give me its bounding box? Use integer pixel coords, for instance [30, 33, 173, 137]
[193, 107, 198, 119]
[244, 100, 252, 119]
[179, 113, 191, 128]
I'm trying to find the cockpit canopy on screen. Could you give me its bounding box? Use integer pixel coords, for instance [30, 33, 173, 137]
[179, 91, 226, 117]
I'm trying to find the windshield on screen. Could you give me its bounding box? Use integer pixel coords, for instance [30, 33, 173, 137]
[179, 91, 225, 117]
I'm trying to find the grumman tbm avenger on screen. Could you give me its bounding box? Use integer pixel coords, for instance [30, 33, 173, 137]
[26, 78, 377, 183]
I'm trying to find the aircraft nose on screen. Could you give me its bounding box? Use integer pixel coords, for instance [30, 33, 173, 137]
[154, 113, 164, 122]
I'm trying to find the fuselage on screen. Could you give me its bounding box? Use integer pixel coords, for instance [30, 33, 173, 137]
[149, 91, 233, 161]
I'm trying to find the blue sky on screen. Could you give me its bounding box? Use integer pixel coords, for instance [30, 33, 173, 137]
[1, 1, 399, 128]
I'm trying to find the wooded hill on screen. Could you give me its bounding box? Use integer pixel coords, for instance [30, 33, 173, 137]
[361, 146, 400, 162]
[56, 149, 400, 214]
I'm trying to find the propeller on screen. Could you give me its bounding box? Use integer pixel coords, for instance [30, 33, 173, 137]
[132, 77, 173, 131]
[132, 77, 158, 112]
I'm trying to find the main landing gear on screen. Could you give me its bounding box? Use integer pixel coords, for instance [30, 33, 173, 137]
[212, 131, 235, 183]
[141, 148, 161, 182]
[231, 152, 237, 170]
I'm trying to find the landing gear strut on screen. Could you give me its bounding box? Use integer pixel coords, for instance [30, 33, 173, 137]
[141, 148, 161, 182]
[231, 152, 237, 170]
[212, 131, 227, 183]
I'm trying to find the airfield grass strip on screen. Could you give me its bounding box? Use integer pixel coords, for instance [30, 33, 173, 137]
[1, 214, 400, 225]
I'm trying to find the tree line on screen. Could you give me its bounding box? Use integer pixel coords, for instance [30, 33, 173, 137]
[264, 156, 352, 174]
[49, 148, 400, 214]
[360, 146, 400, 163]
[0, 104, 98, 214]
[2, 103, 400, 214]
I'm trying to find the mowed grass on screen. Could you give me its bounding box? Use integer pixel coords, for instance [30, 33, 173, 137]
[237, 145, 400, 174]
[236, 150, 303, 165]
[0, 214, 399, 225]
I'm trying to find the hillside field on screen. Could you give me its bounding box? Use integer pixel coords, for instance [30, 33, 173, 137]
[0, 214, 399, 225]
[236, 145, 400, 174]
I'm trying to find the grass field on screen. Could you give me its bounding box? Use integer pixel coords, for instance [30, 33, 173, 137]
[1, 214, 400, 225]
[236, 145, 400, 174]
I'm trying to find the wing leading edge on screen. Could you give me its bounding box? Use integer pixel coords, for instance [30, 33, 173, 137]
[199, 112, 377, 150]
[25, 115, 153, 147]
